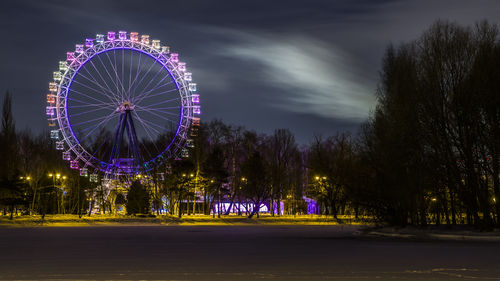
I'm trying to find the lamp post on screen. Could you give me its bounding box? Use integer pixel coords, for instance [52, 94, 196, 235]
[48, 173, 66, 214]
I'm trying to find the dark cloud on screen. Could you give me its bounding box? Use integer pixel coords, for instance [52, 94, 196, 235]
[0, 0, 498, 143]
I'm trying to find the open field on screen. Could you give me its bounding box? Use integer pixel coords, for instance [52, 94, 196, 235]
[1, 225, 500, 280]
[0, 214, 368, 227]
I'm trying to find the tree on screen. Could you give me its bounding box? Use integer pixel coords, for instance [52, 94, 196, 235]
[126, 181, 150, 215]
[359, 20, 500, 227]
[0, 91, 18, 179]
[241, 151, 270, 218]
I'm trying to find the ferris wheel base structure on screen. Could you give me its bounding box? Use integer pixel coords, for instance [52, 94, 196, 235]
[46, 31, 200, 180]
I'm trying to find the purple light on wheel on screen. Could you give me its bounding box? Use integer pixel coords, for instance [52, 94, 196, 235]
[170, 53, 179, 63]
[107, 31, 115, 41]
[85, 39, 94, 48]
[192, 94, 200, 103]
[119, 31, 127, 40]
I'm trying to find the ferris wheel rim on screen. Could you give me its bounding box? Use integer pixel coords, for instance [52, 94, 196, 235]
[63, 47, 185, 168]
[49, 32, 198, 175]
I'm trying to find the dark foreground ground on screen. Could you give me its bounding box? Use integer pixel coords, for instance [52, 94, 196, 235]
[0, 225, 499, 280]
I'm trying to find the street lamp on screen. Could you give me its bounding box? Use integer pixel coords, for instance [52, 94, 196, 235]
[48, 172, 66, 214]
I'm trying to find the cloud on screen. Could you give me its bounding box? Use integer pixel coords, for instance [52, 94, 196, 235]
[213, 31, 376, 121]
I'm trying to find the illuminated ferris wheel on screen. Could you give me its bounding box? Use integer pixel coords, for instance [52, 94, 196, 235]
[46, 31, 200, 179]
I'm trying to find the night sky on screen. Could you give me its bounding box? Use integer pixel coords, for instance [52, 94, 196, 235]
[1, 0, 498, 144]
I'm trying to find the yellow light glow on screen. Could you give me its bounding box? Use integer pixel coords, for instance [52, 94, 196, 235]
[62, 176, 67, 180]
[26, 176, 31, 180]
[431, 198, 437, 202]
[315, 176, 319, 180]
[56, 173, 61, 178]
[48, 173, 53, 177]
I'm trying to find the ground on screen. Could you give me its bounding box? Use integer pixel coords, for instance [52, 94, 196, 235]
[1, 224, 500, 280]
[0, 214, 360, 227]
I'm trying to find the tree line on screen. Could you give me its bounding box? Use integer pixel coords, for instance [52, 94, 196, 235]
[1, 20, 499, 228]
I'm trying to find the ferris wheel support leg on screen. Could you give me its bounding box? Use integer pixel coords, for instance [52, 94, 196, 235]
[108, 113, 127, 174]
[125, 111, 143, 173]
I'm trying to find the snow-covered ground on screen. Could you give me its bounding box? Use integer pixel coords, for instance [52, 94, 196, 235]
[0, 225, 499, 280]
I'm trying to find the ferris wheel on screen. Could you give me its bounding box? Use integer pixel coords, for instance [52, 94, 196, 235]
[46, 31, 200, 178]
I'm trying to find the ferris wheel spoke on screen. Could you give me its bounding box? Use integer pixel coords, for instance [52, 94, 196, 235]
[76, 67, 112, 96]
[115, 49, 127, 101]
[138, 140, 154, 165]
[71, 75, 113, 101]
[121, 48, 125, 101]
[133, 112, 172, 132]
[135, 88, 180, 104]
[77, 111, 117, 142]
[78, 67, 119, 104]
[133, 66, 165, 102]
[105, 50, 127, 101]
[136, 96, 180, 109]
[87, 58, 122, 104]
[135, 105, 180, 112]
[88, 138, 108, 162]
[127, 49, 134, 101]
[128, 51, 143, 98]
[96, 52, 122, 101]
[70, 112, 117, 128]
[143, 78, 176, 95]
[132, 111, 162, 154]
[135, 106, 180, 121]
[136, 110, 180, 121]
[135, 106, 180, 119]
[68, 83, 117, 106]
[133, 78, 175, 104]
[68, 106, 112, 118]
[67, 97, 114, 109]
[130, 56, 158, 97]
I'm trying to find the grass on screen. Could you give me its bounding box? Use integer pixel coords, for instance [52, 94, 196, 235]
[0, 214, 371, 227]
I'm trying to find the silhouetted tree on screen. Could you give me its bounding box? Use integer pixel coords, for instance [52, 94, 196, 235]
[126, 181, 150, 215]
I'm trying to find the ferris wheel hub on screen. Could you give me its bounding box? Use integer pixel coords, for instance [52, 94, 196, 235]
[116, 101, 135, 113]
